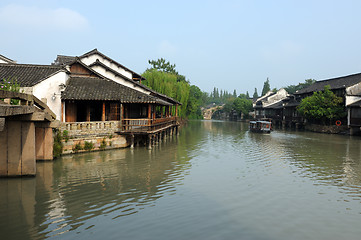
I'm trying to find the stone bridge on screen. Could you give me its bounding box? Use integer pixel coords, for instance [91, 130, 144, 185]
[0, 90, 57, 177]
[202, 105, 223, 120]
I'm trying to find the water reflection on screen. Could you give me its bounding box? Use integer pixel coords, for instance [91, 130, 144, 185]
[1, 135, 190, 239]
[2, 121, 361, 239]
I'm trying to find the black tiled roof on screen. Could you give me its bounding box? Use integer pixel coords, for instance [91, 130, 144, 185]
[295, 73, 361, 95]
[0, 63, 66, 87]
[52, 55, 76, 65]
[88, 59, 181, 105]
[264, 100, 283, 109]
[62, 77, 172, 105]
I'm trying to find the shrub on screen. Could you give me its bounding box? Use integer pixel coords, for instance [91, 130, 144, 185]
[72, 143, 83, 153]
[84, 141, 94, 151]
[53, 129, 63, 158]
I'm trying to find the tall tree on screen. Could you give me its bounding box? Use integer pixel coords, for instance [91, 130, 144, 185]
[253, 88, 258, 99]
[233, 89, 237, 98]
[148, 58, 177, 74]
[246, 91, 250, 99]
[261, 77, 271, 96]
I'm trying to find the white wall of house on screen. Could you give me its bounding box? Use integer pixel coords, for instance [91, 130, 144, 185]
[32, 71, 69, 120]
[268, 88, 288, 103]
[346, 95, 361, 106]
[90, 65, 150, 94]
[346, 82, 361, 95]
[80, 54, 133, 79]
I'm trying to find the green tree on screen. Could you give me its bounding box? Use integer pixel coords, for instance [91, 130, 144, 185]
[187, 85, 205, 119]
[246, 91, 250, 99]
[148, 58, 177, 74]
[142, 63, 190, 117]
[253, 88, 258, 99]
[261, 77, 271, 96]
[297, 85, 346, 125]
[285, 79, 316, 94]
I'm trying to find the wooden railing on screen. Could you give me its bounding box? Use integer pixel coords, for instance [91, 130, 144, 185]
[61, 121, 121, 136]
[122, 116, 177, 132]
[60, 117, 178, 136]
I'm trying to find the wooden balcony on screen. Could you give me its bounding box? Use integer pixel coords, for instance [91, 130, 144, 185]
[61, 117, 179, 137]
[121, 116, 178, 133]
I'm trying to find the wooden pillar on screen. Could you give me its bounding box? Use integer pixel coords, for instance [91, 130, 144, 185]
[86, 105, 90, 122]
[148, 104, 151, 126]
[102, 102, 106, 121]
[175, 104, 178, 117]
[130, 134, 134, 148]
[148, 134, 152, 150]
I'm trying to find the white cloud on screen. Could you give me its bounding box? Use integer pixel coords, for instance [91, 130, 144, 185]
[0, 4, 89, 31]
[158, 40, 177, 56]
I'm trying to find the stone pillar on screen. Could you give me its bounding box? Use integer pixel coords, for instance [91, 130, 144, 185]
[1, 121, 36, 177]
[35, 127, 54, 161]
[21, 122, 36, 175]
[0, 120, 8, 176]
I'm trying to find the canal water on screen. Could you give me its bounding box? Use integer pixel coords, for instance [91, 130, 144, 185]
[1, 120, 361, 240]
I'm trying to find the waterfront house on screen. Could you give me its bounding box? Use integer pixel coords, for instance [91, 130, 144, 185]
[253, 88, 288, 121]
[1, 50, 181, 151]
[292, 73, 361, 134]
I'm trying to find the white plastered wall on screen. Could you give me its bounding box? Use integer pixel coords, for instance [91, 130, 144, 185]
[32, 71, 69, 120]
[91, 65, 150, 94]
[80, 54, 133, 79]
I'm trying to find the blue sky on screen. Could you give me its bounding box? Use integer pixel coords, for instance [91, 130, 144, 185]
[1, 0, 361, 95]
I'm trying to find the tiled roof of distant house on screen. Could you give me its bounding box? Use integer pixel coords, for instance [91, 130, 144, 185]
[0, 63, 66, 87]
[52, 55, 76, 65]
[62, 77, 172, 105]
[295, 73, 361, 95]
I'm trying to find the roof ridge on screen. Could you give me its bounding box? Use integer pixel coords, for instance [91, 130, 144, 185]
[0, 63, 64, 68]
[316, 72, 361, 83]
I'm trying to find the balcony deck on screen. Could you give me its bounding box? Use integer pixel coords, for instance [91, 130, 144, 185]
[61, 117, 179, 137]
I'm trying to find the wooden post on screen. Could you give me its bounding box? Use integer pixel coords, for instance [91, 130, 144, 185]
[148, 134, 152, 150]
[102, 102, 106, 121]
[175, 104, 178, 117]
[86, 105, 90, 122]
[130, 134, 134, 148]
[148, 104, 151, 126]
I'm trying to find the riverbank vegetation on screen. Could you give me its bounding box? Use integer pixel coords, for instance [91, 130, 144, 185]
[297, 85, 346, 125]
[142, 59, 253, 120]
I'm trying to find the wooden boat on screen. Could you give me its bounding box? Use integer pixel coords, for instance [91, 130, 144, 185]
[249, 120, 272, 133]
